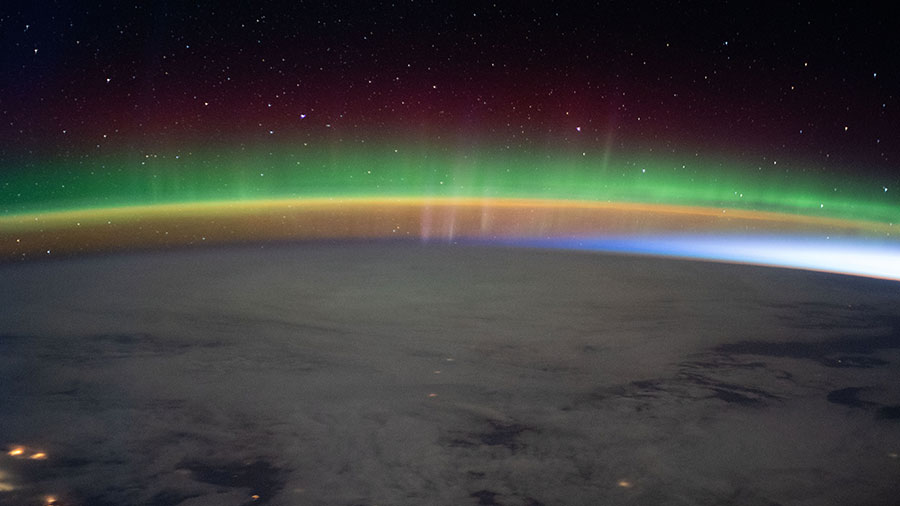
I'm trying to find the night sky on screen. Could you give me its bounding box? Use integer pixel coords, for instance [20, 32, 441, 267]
[0, 2, 899, 264]
[3, 2, 898, 163]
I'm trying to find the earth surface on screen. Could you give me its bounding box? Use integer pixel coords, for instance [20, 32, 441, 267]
[1, 242, 899, 505]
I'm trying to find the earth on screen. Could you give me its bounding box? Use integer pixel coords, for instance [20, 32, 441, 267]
[1, 242, 899, 505]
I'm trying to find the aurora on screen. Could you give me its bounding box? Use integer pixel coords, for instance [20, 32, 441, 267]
[2, 144, 898, 280]
[2, 145, 897, 223]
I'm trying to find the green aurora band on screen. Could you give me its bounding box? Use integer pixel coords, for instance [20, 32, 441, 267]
[1, 144, 898, 227]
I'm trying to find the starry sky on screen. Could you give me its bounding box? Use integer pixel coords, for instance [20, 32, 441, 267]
[0, 2, 899, 262]
[3, 2, 898, 162]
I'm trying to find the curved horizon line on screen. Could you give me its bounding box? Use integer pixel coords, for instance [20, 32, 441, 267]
[2, 196, 898, 281]
[1, 196, 895, 232]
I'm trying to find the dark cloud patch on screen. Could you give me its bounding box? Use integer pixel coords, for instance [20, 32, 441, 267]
[877, 406, 900, 420]
[715, 333, 900, 364]
[180, 460, 285, 505]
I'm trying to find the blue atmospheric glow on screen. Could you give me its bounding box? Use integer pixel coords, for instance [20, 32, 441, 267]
[495, 236, 900, 281]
